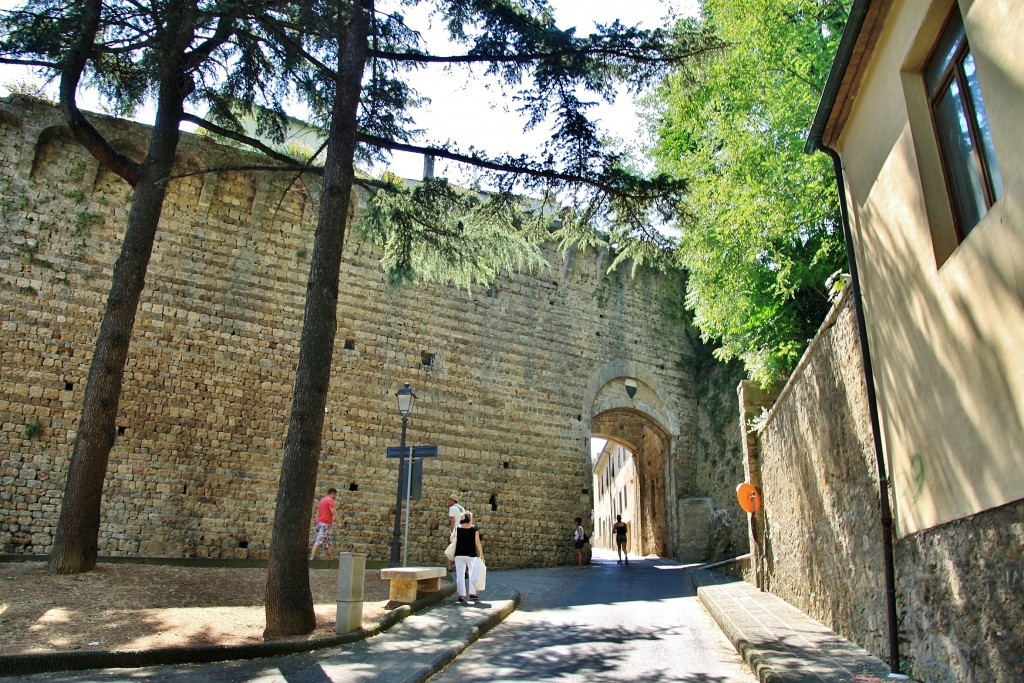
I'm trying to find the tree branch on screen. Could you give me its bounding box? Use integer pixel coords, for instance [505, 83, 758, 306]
[369, 46, 681, 66]
[0, 56, 58, 68]
[358, 132, 667, 199]
[182, 13, 236, 71]
[167, 163, 322, 185]
[59, 0, 141, 186]
[100, 39, 157, 54]
[181, 112, 314, 168]
[239, 23, 338, 80]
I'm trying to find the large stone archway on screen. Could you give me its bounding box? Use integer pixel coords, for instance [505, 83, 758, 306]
[585, 360, 681, 558]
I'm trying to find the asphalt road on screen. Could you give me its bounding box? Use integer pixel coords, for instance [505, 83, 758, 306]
[429, 547, 757, 683]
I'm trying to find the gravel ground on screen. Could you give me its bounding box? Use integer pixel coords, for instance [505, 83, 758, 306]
[0, 561, 393, 654]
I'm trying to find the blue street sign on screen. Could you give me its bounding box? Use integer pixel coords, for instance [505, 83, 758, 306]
[386, 445, 439, 458]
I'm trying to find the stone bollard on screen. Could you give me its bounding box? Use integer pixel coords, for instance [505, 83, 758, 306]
[336, 552, 366, 633]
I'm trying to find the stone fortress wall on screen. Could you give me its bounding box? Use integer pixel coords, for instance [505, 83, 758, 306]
[0, 96, 746, 568]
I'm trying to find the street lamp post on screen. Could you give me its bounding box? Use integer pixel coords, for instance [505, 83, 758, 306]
[388, 383, 415, 567]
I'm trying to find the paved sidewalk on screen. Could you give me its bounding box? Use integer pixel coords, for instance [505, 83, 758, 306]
[691, 568, 907, 683]
[282, 583, 519, 683]
[1, 578, 519, 682]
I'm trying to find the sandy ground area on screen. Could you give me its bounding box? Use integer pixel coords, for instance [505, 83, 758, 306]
[0, 561, 393, 654]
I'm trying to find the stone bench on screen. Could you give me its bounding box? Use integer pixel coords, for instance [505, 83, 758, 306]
[380, 566, 448, 604]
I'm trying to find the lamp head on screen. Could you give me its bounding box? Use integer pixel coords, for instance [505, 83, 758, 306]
[396, 382, 415, 415]
[624, 378, 638, 399]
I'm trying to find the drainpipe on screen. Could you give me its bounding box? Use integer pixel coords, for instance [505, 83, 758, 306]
[812, 140, 900, 673]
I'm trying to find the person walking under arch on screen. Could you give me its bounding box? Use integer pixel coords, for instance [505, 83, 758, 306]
[612, 515, 628, 565]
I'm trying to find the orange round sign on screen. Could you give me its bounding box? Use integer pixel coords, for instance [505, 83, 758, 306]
[736, 482, 762, 513]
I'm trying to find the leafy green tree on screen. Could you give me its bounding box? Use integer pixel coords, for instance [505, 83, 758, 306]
[646, 0, 849, 386]
[258, 0, 723, 636]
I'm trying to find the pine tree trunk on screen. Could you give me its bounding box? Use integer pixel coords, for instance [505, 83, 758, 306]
[49, 86, 185, 574]
[263, 0, 371, 637]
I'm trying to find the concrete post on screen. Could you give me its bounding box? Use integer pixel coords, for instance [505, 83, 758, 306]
[336, 552, 366, 633]
[737, 380, 780, 591]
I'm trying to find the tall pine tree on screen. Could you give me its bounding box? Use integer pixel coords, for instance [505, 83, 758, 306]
[1, 0, 303, 574]
[260, 0, 721, 635]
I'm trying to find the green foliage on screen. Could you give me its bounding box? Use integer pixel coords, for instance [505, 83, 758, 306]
[357, 177, 550, 289]
[646, 0, 850, 387]
[826, 268, 850, 302]
[73, 210, 102, 235]
[2, 78, 53, 102]
[310, 6, 721, 239]
[24, 420, 42, 439]
[285, 143, 315, 163]
[1, 0, 300, 144]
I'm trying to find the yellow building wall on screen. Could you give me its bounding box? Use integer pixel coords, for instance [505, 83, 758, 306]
[835, 0, 1024, 534]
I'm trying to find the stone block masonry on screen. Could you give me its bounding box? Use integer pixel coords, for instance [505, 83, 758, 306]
[742, 290, 1024, 682]
[0, 96, 742, 568]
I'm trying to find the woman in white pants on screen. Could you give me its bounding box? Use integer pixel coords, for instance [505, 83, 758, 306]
[451, 511, 485, 602]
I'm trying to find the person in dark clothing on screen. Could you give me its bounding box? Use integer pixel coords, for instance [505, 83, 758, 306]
[452, 511, 485, 602]
[573, 517, 586, 569]
[612, 514, 628, 564]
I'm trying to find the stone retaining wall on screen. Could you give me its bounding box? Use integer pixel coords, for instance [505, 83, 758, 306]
[743, 291, 1024, 682]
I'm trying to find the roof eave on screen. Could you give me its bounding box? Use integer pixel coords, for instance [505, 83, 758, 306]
[804, 0, 875, 155]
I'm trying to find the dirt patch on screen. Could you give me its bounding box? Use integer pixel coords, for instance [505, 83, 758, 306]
[0, 562, 394, 654]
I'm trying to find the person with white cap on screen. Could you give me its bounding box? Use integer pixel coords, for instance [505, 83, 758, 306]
[445, 494, 464, 570]
[447, 494, 465, 535]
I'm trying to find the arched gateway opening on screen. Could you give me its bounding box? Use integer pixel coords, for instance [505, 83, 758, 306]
[584, 361, 680, 559]
[591, 411, 671, 557]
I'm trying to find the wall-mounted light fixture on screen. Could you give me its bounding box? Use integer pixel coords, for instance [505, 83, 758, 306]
[624, 378, 638, 399]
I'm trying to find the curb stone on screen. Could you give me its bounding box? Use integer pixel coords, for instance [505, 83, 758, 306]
[690, 570, 899, 683]
[412, 591, 522, 682]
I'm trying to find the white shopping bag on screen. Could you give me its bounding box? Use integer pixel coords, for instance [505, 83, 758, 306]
[470, 558, 487, 591]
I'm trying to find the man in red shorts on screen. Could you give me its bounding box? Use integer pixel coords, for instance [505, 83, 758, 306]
[309, 487, 338, 561]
